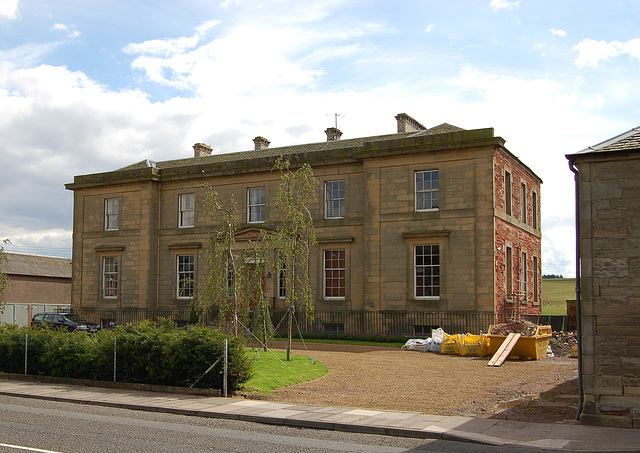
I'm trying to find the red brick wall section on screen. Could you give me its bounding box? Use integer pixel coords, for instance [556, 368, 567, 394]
[494, 147, 542, 317]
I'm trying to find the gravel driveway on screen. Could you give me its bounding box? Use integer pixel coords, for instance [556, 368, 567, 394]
[251, 342, 579, 423]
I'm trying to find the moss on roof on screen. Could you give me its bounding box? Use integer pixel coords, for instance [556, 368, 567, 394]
[116, 123, 469, 172]
[67, 122, 531, 189]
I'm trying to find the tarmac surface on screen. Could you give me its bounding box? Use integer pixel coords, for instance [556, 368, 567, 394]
[1, 376, 639, 452]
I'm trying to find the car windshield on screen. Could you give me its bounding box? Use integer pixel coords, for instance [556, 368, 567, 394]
[65, 314, 89, 323]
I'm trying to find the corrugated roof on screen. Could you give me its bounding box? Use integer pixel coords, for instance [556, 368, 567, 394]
[570, 126, 640, 156]
[2, 253, 72, 279]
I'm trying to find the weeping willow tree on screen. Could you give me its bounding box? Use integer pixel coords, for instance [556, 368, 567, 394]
[197, 189, 273, 344]
[238, 241, 274, 350]
[266, 157, 318, 361]
[196, 190, 242, 335]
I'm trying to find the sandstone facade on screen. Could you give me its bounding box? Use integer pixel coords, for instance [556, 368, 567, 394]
[65, 115, 542, 328]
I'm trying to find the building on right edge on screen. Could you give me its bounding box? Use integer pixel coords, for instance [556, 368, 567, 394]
[567, 125, 640, 428]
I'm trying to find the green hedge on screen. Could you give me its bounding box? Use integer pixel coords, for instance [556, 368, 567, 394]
[0, 321, 253, 391]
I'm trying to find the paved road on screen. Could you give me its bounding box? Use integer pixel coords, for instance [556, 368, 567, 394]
[0, 395, 550, 453]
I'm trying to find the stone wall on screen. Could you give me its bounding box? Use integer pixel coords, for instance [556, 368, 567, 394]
[577, 154, 640, 428]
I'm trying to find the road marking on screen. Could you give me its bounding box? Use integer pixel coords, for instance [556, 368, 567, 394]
[0, 443, 63, 453]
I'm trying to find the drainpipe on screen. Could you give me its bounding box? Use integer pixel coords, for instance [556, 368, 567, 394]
[568, 158, 583, 420]
[156, 182, 162, 309]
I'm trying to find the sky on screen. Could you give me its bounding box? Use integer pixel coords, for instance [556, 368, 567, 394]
[1, 0, 639, 278]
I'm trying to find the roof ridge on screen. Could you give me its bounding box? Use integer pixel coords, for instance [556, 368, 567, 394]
[574, 125, 640, 155]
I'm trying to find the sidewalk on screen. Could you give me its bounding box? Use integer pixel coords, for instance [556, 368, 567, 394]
[1, 377, 639, 452]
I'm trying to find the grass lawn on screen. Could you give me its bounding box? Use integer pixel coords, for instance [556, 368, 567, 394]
[241, 348, 328, 395]
[542, 278, 576, 315]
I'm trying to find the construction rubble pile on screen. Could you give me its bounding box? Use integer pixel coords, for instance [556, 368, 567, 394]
[402, 321, 578, 359]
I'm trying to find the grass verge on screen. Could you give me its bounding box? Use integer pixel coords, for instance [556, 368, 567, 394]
[241, 349, 328, 395]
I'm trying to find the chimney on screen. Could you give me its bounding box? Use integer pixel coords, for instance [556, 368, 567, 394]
[395, 113, 427, 133]
[325, 127, 343, 142]
[253, 136, 270, 150]
[193, 143, 212, 158]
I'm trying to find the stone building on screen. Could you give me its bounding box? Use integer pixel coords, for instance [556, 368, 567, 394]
[65, 113, 542, 333]
[567, 125, 640, 428]
[0, 253, 72, 326]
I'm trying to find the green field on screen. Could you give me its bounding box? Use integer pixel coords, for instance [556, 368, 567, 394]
[542, 278, 576, 315]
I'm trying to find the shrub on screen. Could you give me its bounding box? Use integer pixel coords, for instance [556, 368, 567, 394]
[0, 324, 27, 374]
[0, 322, 252, 391]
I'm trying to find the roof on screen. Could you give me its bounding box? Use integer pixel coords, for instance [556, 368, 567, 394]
[2, 253, 72, 279]
[67, 118, 540, 189]
[568, 126, 640, 158]
[117, 123, 467, 172]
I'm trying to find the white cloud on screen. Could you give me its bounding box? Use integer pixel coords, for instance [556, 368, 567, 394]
[220, 0, 239, 9]
[0, 61, 201, 248]
[0, 0, 19, 20]
[489, 0, 520, 11]
[550, 28, 567, 37]
[425, 24, 434, 33]
[574, 38, 640, 67]
[542, 221, 575, 277]
[124, 22, 328, 95]
[53, 23, 81, 39]
[0, 227, 72, 258]
[0, 42, 62, 68]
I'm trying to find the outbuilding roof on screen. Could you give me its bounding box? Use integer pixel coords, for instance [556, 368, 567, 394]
[568, 125, 640, 157]
[2, 253, 72, 279]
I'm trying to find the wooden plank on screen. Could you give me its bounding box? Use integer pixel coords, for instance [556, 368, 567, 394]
[487, 333, 521, 367]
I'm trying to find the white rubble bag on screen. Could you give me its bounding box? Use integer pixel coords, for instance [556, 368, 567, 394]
[429, 328, 446, 353]
[401, 338, 432, 352]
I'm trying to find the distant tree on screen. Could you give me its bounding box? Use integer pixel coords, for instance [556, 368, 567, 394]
[0, 239, 10, 311]
[266, 157, 318, 361]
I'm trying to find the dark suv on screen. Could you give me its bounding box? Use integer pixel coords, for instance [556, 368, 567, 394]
[31, 313, 101, 332]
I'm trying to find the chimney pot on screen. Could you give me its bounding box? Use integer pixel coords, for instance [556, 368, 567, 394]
[253, 136, 270, 150]
[325, 127, 343, 142]
[193, 143, 212, 158]
[395, 113, 426, 133]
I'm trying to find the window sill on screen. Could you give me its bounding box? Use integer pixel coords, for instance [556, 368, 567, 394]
[415, 296, 440, 301]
